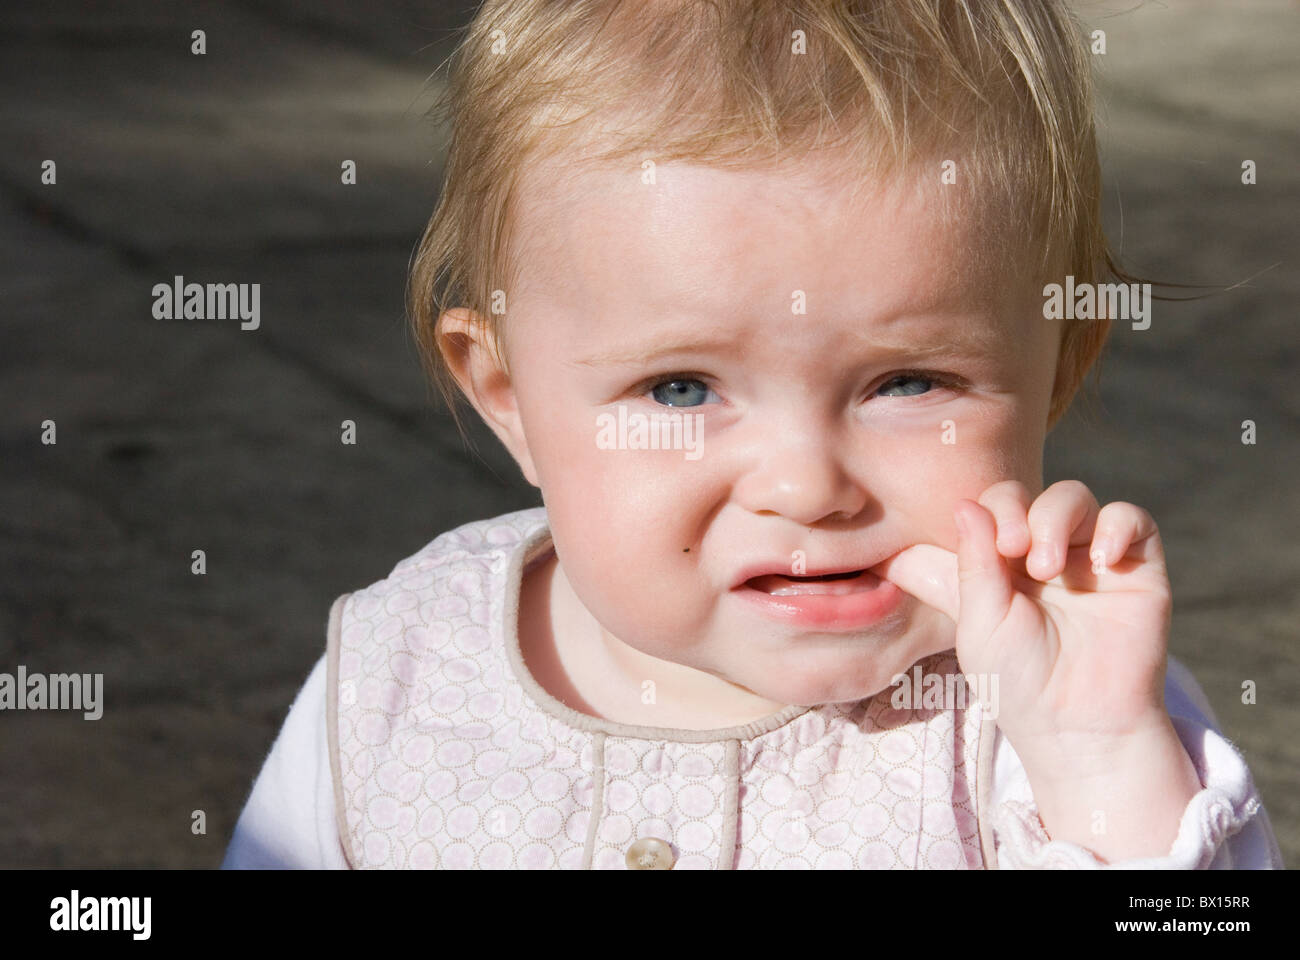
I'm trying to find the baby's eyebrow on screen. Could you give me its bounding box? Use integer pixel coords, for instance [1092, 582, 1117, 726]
[571, 337, 739, 368]
[852, 328, 1006, 360]
[571, 318, 1005, 369]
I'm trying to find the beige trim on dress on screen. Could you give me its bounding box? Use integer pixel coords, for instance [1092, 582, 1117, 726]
[325, 592, 360, 870]
[580, 731, 607, 870]
[975, 702, 999, 870]
[718, 739, 741, 869]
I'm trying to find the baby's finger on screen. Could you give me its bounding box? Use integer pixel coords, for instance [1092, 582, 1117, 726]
[976, 480, 1033, 558]
[1025, 480, 1100, 581]
[1089, 501, 1165, 573]
[870, 543, 958, 622]
[955, 499, 1016, 636]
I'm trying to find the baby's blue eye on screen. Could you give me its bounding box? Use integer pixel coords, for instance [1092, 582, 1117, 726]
[877, 375, 935, 397]
[651, 378, 715, 407]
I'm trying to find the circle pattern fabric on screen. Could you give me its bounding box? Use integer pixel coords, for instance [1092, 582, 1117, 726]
[334, 508, 987, 869]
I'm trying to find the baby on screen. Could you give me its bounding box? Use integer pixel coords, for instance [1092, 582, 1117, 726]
[222, 0, 1282, 869]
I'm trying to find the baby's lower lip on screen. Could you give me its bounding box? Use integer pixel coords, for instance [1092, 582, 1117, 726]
[737, 571, 904, 630]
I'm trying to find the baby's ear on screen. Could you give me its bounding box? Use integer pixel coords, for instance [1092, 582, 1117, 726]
[435, 308, 540, 487]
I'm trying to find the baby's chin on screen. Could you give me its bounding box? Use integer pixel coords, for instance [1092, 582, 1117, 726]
[750, 672, 917, 710]
[721, 652, 927, 710]
[733, 625, 956, 707]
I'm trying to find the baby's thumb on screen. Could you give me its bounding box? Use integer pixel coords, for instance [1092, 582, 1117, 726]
[870, 543, 958, 622]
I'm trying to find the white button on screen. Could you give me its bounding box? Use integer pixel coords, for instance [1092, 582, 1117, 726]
[625, 837, 674, 870]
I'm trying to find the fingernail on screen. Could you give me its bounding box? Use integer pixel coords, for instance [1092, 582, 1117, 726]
[1090, 548, 1106, 575]
[1092, 537, 1118, 572]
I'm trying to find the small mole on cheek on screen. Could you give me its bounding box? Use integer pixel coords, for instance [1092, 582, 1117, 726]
[683, 548, 690, 552]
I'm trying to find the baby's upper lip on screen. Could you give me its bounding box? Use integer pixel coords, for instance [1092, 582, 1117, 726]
[732, 558, 882, 589]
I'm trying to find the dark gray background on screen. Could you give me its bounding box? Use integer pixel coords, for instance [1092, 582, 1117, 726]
[0, 0, 1294, 868]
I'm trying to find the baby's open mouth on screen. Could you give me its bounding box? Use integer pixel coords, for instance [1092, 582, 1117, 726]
[745, 569, 880, 597]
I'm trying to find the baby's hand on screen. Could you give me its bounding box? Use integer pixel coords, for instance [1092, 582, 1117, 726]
[874, 479, 1172, 748]
[872, 480, 1202, 860]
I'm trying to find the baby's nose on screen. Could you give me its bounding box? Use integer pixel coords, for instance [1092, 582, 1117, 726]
[731, 439, 868, 526]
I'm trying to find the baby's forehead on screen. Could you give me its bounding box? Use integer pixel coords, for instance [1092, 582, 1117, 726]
[510, 155, 1029, 327]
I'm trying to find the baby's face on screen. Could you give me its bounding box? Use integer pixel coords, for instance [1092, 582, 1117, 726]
[493, 157, 1062, 714]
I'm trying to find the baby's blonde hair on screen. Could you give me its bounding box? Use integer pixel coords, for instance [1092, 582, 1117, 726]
[410, 0, 1139, 432]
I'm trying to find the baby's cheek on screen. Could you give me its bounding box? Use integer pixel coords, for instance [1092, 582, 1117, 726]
[548, 447, 682, 526]
[882, 424, 1032, 546]
[542, 448, 698, 569]
[533, 421, 632, 510]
